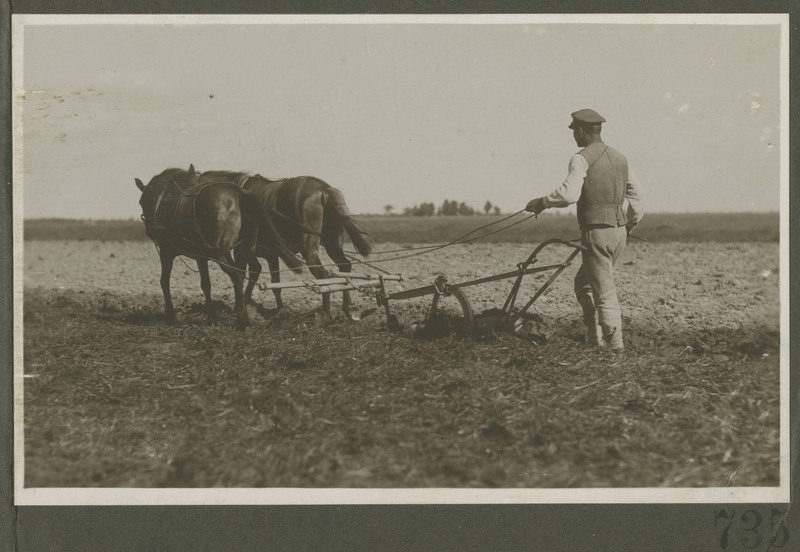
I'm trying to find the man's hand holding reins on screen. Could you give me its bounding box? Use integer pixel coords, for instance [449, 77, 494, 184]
[525, 197, 546, 215]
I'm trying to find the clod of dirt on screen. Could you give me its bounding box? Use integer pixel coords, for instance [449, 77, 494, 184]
[481, 421, 514, 443]
[186, 300, 231, 316]
[736, 328, 780, 354]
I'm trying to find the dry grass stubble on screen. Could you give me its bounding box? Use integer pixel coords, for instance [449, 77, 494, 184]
[22, 240, 780, 488]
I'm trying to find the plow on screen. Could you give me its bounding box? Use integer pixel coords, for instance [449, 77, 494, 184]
[258, 238, 585, 337]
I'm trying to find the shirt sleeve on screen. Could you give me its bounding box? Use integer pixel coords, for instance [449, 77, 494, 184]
[542, 153, 587, 208]
[625, 167, 645, 225]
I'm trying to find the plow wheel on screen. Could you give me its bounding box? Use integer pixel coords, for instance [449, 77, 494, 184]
[422, 277, 474, 338]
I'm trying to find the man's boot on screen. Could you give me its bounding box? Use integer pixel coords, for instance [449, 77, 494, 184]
[586, 323, 604, 347]
[602, 324, 624, 353]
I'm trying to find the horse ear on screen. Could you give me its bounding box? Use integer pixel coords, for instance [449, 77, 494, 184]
[135, 178, 145, 192]
[189, 164, 195, 174]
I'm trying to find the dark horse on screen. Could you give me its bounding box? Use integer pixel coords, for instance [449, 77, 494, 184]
[135, 165, 301, 327]
[199, 172, 372, 317]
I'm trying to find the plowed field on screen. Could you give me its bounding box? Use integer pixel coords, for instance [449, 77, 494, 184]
[21, 238, 781, 489]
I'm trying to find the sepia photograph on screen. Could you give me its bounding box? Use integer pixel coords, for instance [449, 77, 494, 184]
[12, 12, 789, 517]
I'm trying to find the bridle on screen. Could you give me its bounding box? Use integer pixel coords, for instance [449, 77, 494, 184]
[139, 177, 185, 233]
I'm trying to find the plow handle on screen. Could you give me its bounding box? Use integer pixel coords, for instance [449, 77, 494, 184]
[524, 238, 585, 265]
[506, 244, 584, 327]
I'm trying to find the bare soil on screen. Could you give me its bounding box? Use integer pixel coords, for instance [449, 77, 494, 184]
[22, 239, 781, 488]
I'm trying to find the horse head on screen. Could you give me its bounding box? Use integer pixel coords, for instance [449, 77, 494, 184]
[135, 165, 198, 240]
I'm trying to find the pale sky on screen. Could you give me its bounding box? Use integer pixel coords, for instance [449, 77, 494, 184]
[15, 16, 784, 219]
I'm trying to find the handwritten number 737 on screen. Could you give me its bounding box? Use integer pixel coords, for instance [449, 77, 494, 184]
[714, 509, 789, 549]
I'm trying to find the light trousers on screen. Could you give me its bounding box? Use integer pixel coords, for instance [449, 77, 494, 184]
[574, 225, 628, 349]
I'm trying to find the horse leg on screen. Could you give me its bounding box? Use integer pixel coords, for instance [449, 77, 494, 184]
[296, 191, 330, 315]
[243, 255, 261, 305]
[236, 216, 261, 306]
[217, 252, 250, 329]
[233, 249, 252, 328]
[266, 255, 284, 309]
[158, 249, 178, 324]
[302, 234, 332, 316]
[197, 258, 217, 325]
[324, 239, 356, 319]
[235, 243, 258, 305]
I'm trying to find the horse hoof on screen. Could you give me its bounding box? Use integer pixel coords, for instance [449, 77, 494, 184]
[237, 314, 252, 330]
[256, 304, 282, 319]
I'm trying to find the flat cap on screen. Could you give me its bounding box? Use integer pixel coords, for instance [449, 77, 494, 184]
[568, 109, 606, 128]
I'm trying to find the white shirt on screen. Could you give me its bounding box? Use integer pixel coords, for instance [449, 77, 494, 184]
[542, 152, 646, 225]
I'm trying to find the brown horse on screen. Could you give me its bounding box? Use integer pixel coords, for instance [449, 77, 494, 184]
[134, 165, 300, 327]
[202, 172, 372, 317]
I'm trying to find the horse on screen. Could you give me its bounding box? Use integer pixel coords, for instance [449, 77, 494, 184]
[199, 172, 373, 317]
[134, 165, 301, 327]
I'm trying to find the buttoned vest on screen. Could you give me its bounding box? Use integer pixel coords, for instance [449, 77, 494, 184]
[576, 142, 628, 228]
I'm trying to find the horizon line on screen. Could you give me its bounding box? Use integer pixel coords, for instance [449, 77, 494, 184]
[21, 210, 781, 222]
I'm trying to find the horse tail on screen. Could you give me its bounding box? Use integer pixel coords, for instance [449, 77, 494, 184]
[240, 191, 304, 274]
[323, 186, 373, 256]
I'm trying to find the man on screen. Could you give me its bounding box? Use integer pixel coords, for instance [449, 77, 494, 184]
[525, 109, 645, 352]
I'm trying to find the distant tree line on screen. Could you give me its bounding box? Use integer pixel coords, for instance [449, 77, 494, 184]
[384, 200, 501, 217]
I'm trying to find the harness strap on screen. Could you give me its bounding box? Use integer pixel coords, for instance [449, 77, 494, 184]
[295, 176, 308, 220]
[156, 180, 220, 250]
[176, 184, 210, 249]
[262, 178, 284, 213]
[152, 186, 167, 220]
[175, 234, 244, 253]
[258, 177, 323, 237]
